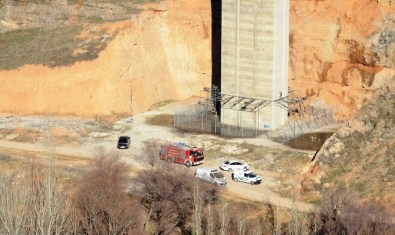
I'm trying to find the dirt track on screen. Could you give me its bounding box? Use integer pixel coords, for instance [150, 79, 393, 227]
[0, 99, 319, 213]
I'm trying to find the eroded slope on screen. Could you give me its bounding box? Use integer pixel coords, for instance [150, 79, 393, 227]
[0, 0, 211, 117]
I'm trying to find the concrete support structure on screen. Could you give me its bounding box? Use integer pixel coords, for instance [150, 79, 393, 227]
[221, 0, 289, 132]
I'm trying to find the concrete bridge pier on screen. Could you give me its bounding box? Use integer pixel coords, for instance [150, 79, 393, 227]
[220, 0, 289, 135]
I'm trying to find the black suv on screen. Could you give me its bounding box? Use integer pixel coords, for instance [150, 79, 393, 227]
[117, 136, 131, 149]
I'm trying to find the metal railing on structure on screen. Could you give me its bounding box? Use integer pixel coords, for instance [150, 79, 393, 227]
[261, 107, 336, 141]
[173, 86, 336, 140]
[173, 102, 265, 137]
[173, 101, 222, 134]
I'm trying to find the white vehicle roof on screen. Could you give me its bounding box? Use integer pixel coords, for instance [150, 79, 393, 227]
[195, 168, 218, 174]
[224, 159, 244, 163]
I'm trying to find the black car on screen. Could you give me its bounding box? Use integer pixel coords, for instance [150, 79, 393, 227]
[117, 136, 131, 149]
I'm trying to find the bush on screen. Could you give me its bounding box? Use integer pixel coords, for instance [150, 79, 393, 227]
[73, 148, 144, 234]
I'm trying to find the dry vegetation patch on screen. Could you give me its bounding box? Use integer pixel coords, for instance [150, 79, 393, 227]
[145, 114, 173, 127]
[0, 0, 162, 70]
[0, 25, 109, 70]
[0, 149, 88, 171]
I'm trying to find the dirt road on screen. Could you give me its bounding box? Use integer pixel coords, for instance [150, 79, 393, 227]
[0, 99, 319, 213]
[0, 138, 317, 213]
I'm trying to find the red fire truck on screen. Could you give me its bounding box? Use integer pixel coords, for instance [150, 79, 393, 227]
[159, 142, 204, 167]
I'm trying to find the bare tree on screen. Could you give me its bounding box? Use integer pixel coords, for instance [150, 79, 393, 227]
[265, 204, 275, 234]
[134, 164, 219, 234]
[73, 148, 143, 234]
[307, 212, 322, 235]
[338, 200, 394, 235]
[218, 199, 230, 235]
[319, 187, 354, 235]
[192, 183, 204, 235]
[134, 166, 193, 234]
[24, 164, 75, 235]
[139, 138, 166, 171]
[0, 162, 76, 235]
[298, 212, 311, 235]
[0, 172, 29, 234]
[232, 204, 248, 235]
[319, 187, 395, 235]
[250, 219, 264, 235]
[205, 202, 214, 235]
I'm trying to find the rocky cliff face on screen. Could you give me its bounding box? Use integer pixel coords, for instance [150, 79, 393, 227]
[290, 0, 395, 119]
[0, 0, 394, 119]
[0, 0, 211, 117]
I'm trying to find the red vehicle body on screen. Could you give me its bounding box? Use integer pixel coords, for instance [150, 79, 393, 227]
[159, 142, 204, 167]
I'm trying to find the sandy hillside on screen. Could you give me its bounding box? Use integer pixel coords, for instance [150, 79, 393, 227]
[0, 0, 211, 117]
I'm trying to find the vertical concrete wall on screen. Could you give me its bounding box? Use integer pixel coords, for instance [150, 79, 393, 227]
[221, 0, 289, 131]
[272, 0, 289, 128]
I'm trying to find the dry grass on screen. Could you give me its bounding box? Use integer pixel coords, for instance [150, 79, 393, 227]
[0, 149, 88, 180]
[145, 114, 173, 127]
[0, 128, 41, 143]
[0, 25, 108, 70]
[0, 0, 163, 70]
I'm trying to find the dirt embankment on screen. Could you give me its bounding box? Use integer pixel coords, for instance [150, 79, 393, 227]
[303, 82, 395, 214]
[0, 0, 211, 117]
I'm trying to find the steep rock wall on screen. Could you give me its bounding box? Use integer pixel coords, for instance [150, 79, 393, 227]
[1, 0, 394, 119]
[0, 0, 211, 117]
[290, 0, 395, 119]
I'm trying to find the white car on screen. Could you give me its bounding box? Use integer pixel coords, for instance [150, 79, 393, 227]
[219, 160, 249, 172]
[232, 169, 262, 185]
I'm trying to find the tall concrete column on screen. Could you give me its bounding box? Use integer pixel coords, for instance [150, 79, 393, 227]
[221, 0, 289, 133]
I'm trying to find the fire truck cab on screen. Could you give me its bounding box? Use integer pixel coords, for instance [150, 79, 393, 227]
[159, 142, 204, 167]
